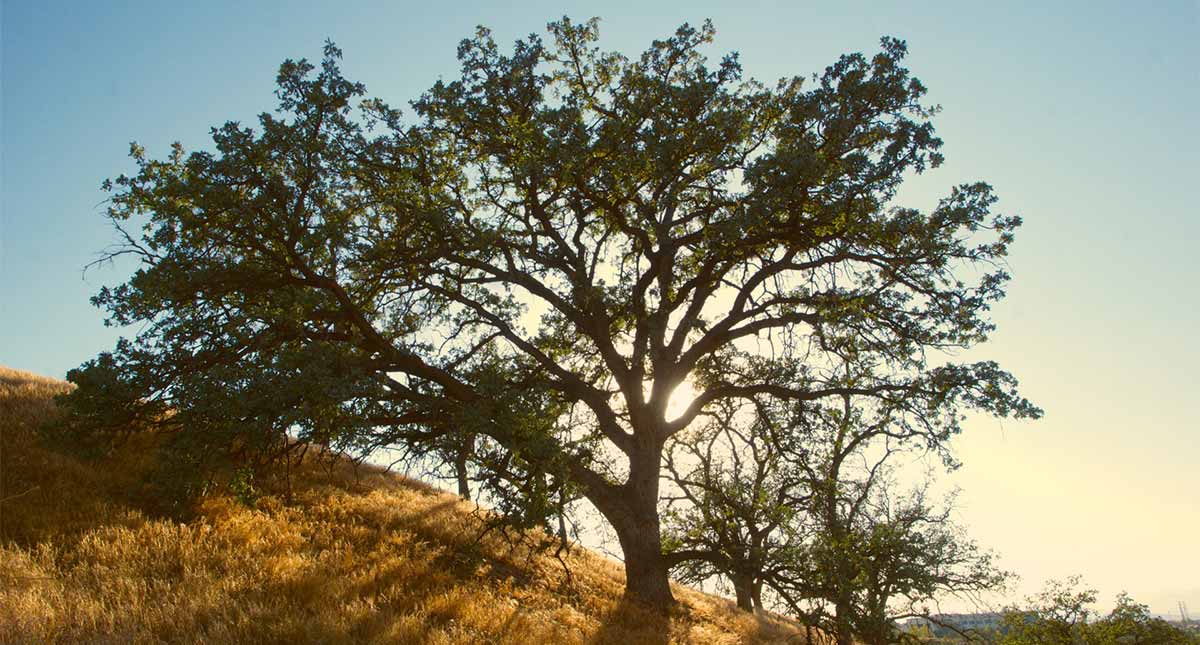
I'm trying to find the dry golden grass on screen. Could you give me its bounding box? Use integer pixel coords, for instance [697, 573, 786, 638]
[0, 365, 803, 644]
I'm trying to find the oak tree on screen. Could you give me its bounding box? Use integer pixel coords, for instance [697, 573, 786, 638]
[62, 19, 1038, 608]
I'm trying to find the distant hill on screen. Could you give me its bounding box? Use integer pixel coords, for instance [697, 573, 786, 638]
[0, 366, 801, 644]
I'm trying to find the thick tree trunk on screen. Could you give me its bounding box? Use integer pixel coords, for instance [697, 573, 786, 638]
[605, 435, 675, 609]
[616, 523, 674, 608]
[733, 574, 755, 612]
[565, 423, 674, 610]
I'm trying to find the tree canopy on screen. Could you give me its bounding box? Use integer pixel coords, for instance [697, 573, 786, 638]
[60, 18, 1039, 608]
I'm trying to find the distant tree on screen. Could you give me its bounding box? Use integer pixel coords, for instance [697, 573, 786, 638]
[998, 580, 1199, 645]
[58, 17, 1038, 608]
[1093, 596, 1147, 643]
[1090, 593, 1199, 645]
[997, 576, 1097, 644]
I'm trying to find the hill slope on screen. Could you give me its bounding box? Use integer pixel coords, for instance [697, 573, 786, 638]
[0, 366, 801, 644]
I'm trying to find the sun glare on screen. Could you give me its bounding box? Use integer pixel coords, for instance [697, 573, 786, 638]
[662, 379, 701, 424]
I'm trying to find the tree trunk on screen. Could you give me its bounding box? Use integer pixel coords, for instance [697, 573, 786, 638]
[454, 433, 474, 501]
[567, 426, 674, 610]
[607, 435, 674, 609]
[617, 523, 674, 608]
[834, 598, 854, 645]
[823, 469, 854, 645]
[454, 459, 470, 499]
[733, 574, 755, 612]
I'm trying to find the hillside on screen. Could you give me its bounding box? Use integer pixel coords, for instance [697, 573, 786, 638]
[0, 366, 802, 644]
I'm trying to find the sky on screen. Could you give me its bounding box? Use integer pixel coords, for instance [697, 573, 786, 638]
[2, 0, 1198, 618]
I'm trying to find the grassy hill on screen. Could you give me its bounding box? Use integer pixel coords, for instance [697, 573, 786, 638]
[0, 366, 802, 644]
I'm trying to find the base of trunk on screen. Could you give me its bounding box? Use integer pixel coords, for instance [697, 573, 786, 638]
[617, 525, 676, 610]
[622, 561, 675, 609]
[734, 580, 754, 612]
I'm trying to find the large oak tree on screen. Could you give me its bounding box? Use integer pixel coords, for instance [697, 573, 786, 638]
[62, 19, 1039, 608]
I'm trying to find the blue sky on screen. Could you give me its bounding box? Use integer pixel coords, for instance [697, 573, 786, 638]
[2, 0, 1197, 616]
